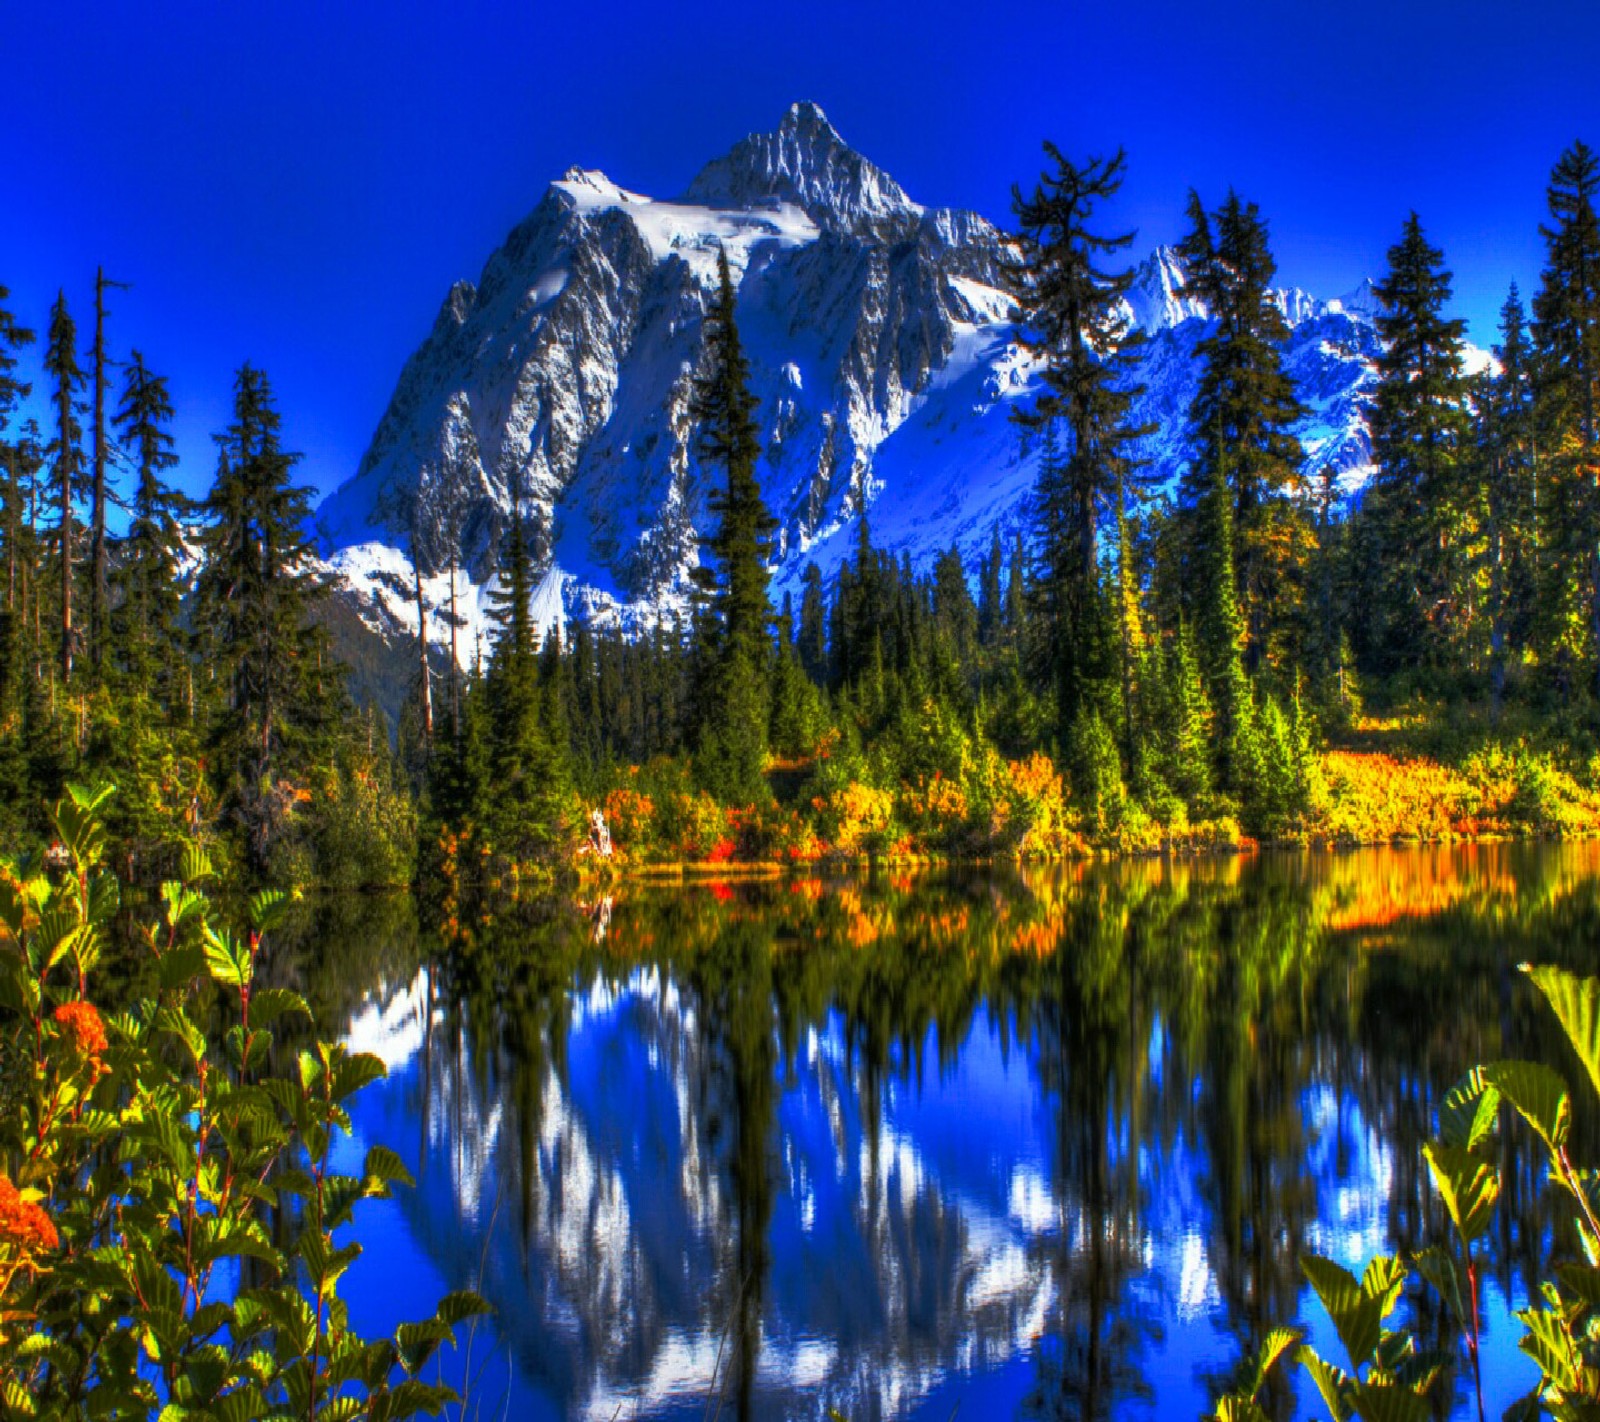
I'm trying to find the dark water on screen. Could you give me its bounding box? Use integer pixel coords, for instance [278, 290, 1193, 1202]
[277, 845, 1600, 1419]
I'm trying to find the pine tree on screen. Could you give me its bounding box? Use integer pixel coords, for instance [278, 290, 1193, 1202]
[43, 294, 84, 683]
[1531, 142, 1600, 697]
[1177, 190, 1307, 672]
[111, 352, 187, 711]
[0, 283, 34, 435]
[1364, 213, 1470, 673]
[977, 526, 1005, 651]
[1475, 288, 1538, 708]
[88, 269, 127, 676]
[797, 562, 828, 686]
[482, 483, 549, 856]
[688, 248, 777, 803]
[1003, 144, 1147, 760]
[194, 365, 327, 871]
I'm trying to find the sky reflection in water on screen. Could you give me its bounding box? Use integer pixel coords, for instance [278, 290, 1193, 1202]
[305, 845, 1600, 1419]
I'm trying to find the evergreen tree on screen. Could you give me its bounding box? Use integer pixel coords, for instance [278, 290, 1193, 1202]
[1475, 288, 1538, 707]
[977, 526, 1005, 650]
[43, 294, 84, 682]
[481, 483, 567, 859]
[1531, 142, 1600, 696]
[88, 268, 127, 676]
[0, 283, 34, 434]
[194, 365, 327, 871]
[688, 248, 777, 803]
[1177, 190, 1307, 672]
[1363, 214, 1471, 672]
[111, 352, 187, 711]
[797, 562, 828, 686]
[1003, 144, 1147, 760]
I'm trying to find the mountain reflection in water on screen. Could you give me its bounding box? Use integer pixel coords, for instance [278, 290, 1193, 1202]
[274, 845, 1600, 1419]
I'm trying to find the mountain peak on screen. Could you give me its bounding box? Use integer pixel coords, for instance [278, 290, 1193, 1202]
[683, 101, 920, 231]
[1122, 245, 1206, 334]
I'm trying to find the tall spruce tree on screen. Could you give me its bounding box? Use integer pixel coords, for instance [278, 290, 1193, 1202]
[1475, 288, 1538, 708]
[43, 294, 84, 683]
[0, 283, 34, 434]
[1531, 142, 1600, 696]
[1003, 144, 1147, 761]
[1364, 213, 1471, 672]
[481, 480, 570, 858]
[688, 248, 777, 803]
[195, 365, 326, 870]
[1176, 191, 1307, 674]
[111, 352, 186, 709]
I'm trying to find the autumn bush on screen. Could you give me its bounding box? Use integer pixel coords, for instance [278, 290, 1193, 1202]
[0, 783, 484, 1419]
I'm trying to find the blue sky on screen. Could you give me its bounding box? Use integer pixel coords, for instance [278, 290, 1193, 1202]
[3, 0, 1595, 504]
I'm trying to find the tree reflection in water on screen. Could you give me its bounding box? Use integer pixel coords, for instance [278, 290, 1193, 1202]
[313, 844, 1600, 1419]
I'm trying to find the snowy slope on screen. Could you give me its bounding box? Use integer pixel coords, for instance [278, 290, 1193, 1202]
[315, 100, 1474, 663]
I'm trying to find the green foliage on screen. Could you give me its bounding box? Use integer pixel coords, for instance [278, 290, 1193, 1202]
[0, 782, 486, 1417]
[1209, 962, 1600, 1422]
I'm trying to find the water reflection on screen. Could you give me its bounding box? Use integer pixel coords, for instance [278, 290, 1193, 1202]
[318, 844, 1600, 1419]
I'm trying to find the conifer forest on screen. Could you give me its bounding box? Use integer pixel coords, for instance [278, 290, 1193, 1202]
[3, 143, 1600, 882]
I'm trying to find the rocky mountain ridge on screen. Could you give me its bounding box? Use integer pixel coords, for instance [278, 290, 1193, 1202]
[313, 101, 1443, 671]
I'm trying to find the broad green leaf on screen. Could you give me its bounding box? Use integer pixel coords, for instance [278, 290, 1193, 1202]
[179, 845, 214, 886]
[246, 988, 309, 1027]
[363, 1144, 413, 1190]
[1360, 1255, 1406, 1314]
[1214, 1400, 1269, 1422]
[1525, 964, 1600, 1104]
[86, 870, 119, 927]
[1438, 1065, 1500, 1150]
[1423, 1141, 1500, 1243]
[1350, 1381, 1430, 1422]
[202, 925, 250, 990]
[433, 1290, 491, 1328]
[1298, 1346, 1354, 1422]
[247, 888, 293, 935]
[331, 1051, 388, 1103]
[1303, 1255, 1386, 1369]
[1556, 1260, 1600, 1306]
[1411, 1245, 1465, 1327]
[1482, 1059, 1570, 1153]
[1517, 1302, 1579, 1390]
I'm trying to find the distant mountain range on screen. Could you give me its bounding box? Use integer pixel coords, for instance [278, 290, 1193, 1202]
[311, 100, 1480, 691]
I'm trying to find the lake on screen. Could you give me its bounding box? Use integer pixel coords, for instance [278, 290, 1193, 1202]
[277, 844, 1600, 1419]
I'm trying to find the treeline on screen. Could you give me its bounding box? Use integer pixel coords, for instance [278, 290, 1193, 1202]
[5, 139, 1599, 880]
[0, 279, 413, 884]
[415, 143, 1600, 867]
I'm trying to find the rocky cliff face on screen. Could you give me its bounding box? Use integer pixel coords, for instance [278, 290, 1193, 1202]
[316, 100, 1430, 664]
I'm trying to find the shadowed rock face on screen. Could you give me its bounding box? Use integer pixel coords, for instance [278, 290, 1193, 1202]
[316, 102, 1409, 640]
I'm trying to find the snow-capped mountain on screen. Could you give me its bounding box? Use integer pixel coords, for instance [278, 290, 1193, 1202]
[315, 100, 1416, 665]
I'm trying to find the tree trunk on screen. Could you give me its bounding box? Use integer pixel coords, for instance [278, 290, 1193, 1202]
[90, 268, 110, 673]
[415, 559, 433, 744]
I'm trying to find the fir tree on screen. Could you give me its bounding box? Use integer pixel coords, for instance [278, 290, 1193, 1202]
[797, 562, 828, 686]
[111, 352, 187, 711]
[1177, 190, 1307, 672]
[194, 365, 327, 871]
[43, 293, 84, 682]
[0, 283, 34, 434]
[1531, 142, 1600, 696]
[1476, 288, 1538, 708]
[688, 248, 777, 803]
[1364, 213, 1470, 672]
[1003, 144, 1147, 759]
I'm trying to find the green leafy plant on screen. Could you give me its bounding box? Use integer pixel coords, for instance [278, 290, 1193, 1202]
[0, 781, 488, 1418]
[1211, 962, 1600, 1421]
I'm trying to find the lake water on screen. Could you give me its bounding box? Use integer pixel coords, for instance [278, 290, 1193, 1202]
[279, 844, 1600, 1419]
